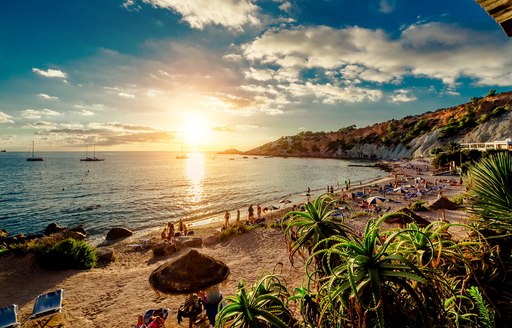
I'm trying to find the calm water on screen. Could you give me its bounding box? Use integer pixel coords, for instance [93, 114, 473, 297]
[0, 152, 382, 241]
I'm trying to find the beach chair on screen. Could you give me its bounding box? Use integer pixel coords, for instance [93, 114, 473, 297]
[143, 308, 169, 326]
[0, 304, 20, 328]
[29, 289, 64, 327]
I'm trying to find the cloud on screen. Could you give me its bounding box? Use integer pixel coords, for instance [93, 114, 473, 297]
[32, 68, 68, 79]
[23, 121, 57, 130]
[213, 124, 258, 132]
[118, 92, 136, 98]
[77, 110, 95, 116]
[21, 108, 61, 119]
[379, 0, 395, 13]
[389, 89, 417, 103]
[37, 93, 59, 100]
[240, 23, 512, 89]
[139, 0, 260, 30]
[0, 111, 14, 123]
[36, 122, 175, 146]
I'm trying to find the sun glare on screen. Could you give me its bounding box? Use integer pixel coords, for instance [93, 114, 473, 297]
[180, 113, 211, 146]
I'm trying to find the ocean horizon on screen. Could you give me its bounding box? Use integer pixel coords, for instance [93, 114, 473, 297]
[0, 151, 383, 243]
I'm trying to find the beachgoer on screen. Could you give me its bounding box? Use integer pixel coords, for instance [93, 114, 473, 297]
[236, 209, 240, 225]
[224, 211, 231, 227]
[198, 284, 223, 327]
[136, 315, 146, 328]
[147, 316, 165, 328]
[248, 204, 254, 222]
[330, 186, 334, 193]
[257, 205, 262, 220]
[307, 187, 311, 193]
[178, 218, 184, 232]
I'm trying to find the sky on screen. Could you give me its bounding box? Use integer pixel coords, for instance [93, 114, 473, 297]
[1, 0, 511, 152]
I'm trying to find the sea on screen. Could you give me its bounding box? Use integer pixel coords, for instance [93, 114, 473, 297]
[0, 152, 383, 243]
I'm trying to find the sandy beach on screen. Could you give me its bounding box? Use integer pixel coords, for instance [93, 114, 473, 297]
[0, 159, 472, 328]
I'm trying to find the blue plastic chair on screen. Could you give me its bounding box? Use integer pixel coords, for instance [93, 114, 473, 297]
[29, 289, 64, 327]
[0, 304, 20, 328]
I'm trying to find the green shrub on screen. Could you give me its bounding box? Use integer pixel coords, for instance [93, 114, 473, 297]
[409, 200, 428, 211]
[8, 243, 29, 256]
[218, 224, 254, 241]
[35, 238, 96, 270]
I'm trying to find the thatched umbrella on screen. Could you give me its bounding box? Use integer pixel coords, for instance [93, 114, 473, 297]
[428, 196, 457, 222]
[383, 207, 431, 228]
[149, 249, 230, 327]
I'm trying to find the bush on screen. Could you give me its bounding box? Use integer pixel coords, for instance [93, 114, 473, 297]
[218, 224, 254, 242]
[35, 238, 96, 270]
[409, 200, 428, 211]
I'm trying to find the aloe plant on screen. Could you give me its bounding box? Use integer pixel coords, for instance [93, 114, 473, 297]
[215, 273, 293, 328]
[282, 193, 353, 262]
[310, 216, 444, 327]
[466, 152, 512, 232]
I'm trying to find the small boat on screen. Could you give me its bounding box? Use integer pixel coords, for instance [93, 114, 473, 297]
[1, 150, 6, 152]
[242, 156, 249, 159]
[27, 141, 43, 161]
[80, 145, 104, 162]
[176, 137, 188, 159]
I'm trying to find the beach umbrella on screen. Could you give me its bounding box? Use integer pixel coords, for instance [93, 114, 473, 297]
[367, 196, 386, 205]
[149, 249, 229, 327]
[428, 196, 457, 222]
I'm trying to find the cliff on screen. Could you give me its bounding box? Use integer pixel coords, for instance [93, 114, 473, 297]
[246, 90, 512, 160]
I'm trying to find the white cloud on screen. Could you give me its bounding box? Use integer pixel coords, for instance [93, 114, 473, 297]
[285, 82, 383, 104]
[77, 110, 95, 116]
[389, 89, 417, 103]
[23, 121, 57, 130]
[140, 0, 260, 30]
[243, 67, 275, 81]
[32, 68, 68, 79]
[21, 108, 61, 119]
[0, 111, 14, 123]
[241, 23, 512, 88]
[118, 92, 136, 98]
[37, 93, 59, 100]
[379, 0, 395, 13]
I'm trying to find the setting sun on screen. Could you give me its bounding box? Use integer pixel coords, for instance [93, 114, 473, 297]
[180, 112, 212, 147]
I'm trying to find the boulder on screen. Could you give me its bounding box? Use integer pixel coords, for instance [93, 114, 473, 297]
[95, 247, 115, 264]
[152, 242, 177, 257]
[45, 223, 66, 236]
[62, 230, 87, 241]
[70, 225, 87, 235]
[175, 236, 203, 250]
[203, 235, 219, 246]
[106, 227, 133, 240]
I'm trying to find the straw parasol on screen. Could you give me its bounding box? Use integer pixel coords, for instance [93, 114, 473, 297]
[428, 196, 457, 222]
[149, 249, 230, 327]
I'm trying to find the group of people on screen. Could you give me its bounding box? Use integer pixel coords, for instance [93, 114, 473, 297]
[161, 219, 190, 242]
[223, 203, 265, 228]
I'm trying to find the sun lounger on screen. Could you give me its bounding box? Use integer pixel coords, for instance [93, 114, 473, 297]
[29, 289, 64, 327]
[143, 308, 169, 326]
[0, 304, 19, 328]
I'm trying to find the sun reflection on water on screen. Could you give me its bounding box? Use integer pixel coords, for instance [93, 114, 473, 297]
[185, 152, 205, 203]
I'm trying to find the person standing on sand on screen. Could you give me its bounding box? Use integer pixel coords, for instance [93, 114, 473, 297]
[178, 218, 184, 232]
[224, 211, 231, 228]
[248, 204, 254, 222]
[257, 204, 262, 220]
[236, 209, 240, 225]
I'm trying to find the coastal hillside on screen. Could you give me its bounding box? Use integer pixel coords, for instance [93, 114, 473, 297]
[246, 90, 512, 159]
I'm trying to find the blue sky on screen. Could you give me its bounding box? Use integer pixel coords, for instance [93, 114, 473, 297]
[0, 0, 510, 152]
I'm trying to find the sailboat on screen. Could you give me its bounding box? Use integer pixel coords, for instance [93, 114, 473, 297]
[26, 141, 43, 161]
[80, 145, 104, 162]
[175, 137, 189, 159]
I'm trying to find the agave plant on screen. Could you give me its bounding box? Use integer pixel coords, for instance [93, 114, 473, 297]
[282, 193, 353, 263]
[466, 152, 512, 232]
[215, 273, 293, 328]
[309, 216, 445, 328]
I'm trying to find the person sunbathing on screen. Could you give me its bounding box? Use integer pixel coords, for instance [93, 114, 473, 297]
[136, 315, 146, 328]
[147, 316, 165, 328]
